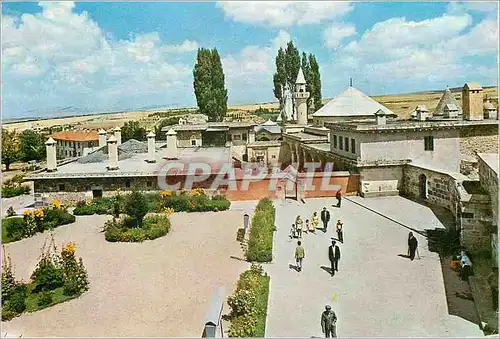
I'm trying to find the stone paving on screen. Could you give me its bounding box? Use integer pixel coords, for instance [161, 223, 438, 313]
[1, 206, 249, 337]
[265, 196, 484, 337]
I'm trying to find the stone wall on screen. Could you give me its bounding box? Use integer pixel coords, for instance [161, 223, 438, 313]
[402, 164, 461, 220]
[478, 156, 498, 226]
[460, 124, 498, 157]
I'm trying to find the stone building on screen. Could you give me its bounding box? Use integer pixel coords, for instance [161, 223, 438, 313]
[48, 130, 99, 158]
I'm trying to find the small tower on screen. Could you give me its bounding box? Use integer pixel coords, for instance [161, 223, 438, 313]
[165, 128, 178, 160]
[484, 100, 498, 120]
[462, 83, 484, 120]
[106, 135, 119, 170]
[113, 126, 122, 145]
[45, 137, 57, 172]
[146, 131, 156, 163]
[98, 129, 107, 148]
[293, 68, 310, 125]
[374, 109, 387, 126]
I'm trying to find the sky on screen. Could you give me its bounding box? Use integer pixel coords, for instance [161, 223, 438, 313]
[2, 1, 499, 118]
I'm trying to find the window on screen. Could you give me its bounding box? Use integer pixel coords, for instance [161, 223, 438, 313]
[191, 139, 197, 146]
[272, 155, 276, 159]
[242, 133, 247, 141]
[424, 136, 434, 151]
[233, 134, 241, 141]
[147, 180, 152, 188]
[125, 180, 131, 188]
[333, 135, 337, 148]
[77, 152, 81, 157]
[462, 212, 474, 219]
[344, 137, 349, 152]
[227, 134, 232, 141]
[351, 139, 355, 154]
[339, 137, 343, 150]
[58, 184, 65, 191]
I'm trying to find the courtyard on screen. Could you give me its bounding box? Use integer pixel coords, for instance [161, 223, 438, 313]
[1, 203, 253, 337]
[266, 196, 484, 337]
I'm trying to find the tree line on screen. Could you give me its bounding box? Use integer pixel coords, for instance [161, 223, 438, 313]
[2, 129, 46, 171]
[192, 41, 322, 123]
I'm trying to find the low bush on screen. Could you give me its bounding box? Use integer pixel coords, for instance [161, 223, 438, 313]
[73, 198, 115, 215]
[7, 287, 27, 314]
[44, 208, 76, 226]
[164, 194, 230, 212]
[2, 185, 30, 198]
[3, 217, 27, 243]
[227, 264, 270, 337]
[37, 291, 53, 307]
[104, 214, 171, 242]
[31, 258, 64, 292]
[246, 198, 275, 262]
[6, 206, 16, 217]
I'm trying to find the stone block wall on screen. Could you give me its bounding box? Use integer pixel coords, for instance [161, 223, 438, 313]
[478, 157, 498, 226]
[402, 165, 461, 219]
[460, 125, 498, 157]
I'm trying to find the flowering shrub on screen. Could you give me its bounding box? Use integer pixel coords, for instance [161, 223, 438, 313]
[190, 188, 205, 197]
[160, 190, 173, 198]
[104, 214, 171, 242]
[246, 198, 275, 263]
[164, 207, 175, 216]
[227, 264, 270, 337]
[50, 200, 62, 209]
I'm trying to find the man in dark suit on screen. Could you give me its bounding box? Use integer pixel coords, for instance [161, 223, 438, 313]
[336, 189, 342, 207]
[321, 207, 330, 232]
[328, 240, 341, 276]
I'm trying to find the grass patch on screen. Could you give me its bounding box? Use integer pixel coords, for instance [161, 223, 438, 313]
[246, 198, 275, 262]
[24, 285, 77, 312]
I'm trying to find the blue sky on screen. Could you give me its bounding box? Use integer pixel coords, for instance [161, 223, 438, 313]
[2, 1, 498, 118]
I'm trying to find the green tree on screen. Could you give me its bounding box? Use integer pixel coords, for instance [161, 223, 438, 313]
[1, 129, 20, 171]
[19, 130, 46, 162]
[124, 191, 148, 227]
[309, 54, 322, 111]
[273, 48, 287, 112]
[121, 121, 147, 142]
[193, 48, 228, 122]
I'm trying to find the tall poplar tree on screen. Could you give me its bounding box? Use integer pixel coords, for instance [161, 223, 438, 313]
[193, 48, 228, 122]
[309, 54, 323, 111]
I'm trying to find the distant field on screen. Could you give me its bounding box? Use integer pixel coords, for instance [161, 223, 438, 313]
[3, 87, 497, 131]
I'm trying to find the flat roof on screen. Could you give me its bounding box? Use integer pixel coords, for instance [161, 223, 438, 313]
[26, 147, 231, 179]
[304, 143, 331, 153]
[477, 153, 499, 176]
[325, 119, 498, 133]
[247, 140, 282, 148]
[163, 121, 257, 132]
[283, 132, 328, 142]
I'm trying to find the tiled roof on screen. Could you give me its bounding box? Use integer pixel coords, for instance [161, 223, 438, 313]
[48, 130, 99, 142]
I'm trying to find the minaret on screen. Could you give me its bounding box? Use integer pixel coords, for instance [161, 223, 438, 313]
[293, 67, 310, 125]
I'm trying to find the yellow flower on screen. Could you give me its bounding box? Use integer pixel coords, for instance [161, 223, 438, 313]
[62, 241, 76, 255]
[50, 200, 62, 209]
[160, 190, 173, 198]
[164, 207, 175, 216]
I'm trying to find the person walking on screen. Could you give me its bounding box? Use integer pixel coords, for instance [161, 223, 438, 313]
[321, 207, 330, 232]
[305, 219, 311, 234]
[321, 305, 337, 338]
[295, 216, 303, 239]
[335, 189, 342, 208]
[295, 241, 305, 272]
[408, 232, 418, 261]
[311, 212, 319, 233]
[290, 223, 297, 239]
[336, 220, 343, 243]
[328, 240, 341, 276]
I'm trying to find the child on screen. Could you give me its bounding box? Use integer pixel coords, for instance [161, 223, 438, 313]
[295, 216, 303, 239]
[290, 223, 297, 239]
[295, 241, 305, 272]
[305, 219, 310, 233]
[311, 212, 319, 233]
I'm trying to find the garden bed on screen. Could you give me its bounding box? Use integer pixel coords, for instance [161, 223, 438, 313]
[104, 214, 171, 242]
[246, 198, 275, 262]
[2, 238, 89, 321]
[2, 174, 30, 198]
[73, 189, 230, 216]
[2, 202, 76, 243]
[225, 264, 270, 337]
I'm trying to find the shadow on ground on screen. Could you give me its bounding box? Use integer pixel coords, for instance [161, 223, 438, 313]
[426, 228, 480, 326]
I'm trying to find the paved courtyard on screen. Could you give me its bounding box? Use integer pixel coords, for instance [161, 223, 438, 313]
[266, 196, 484, 337]
[1, 205, 251, 337]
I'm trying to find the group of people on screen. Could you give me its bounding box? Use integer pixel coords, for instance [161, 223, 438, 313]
[292, 206, 344, 276]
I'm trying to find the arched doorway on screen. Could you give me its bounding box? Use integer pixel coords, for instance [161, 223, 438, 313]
[419, 174, 427, 199]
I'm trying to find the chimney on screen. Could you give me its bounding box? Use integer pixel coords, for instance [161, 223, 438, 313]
[98, 129, 107, 148]
[146, 131, 156, 163]
[416, 105, 430, 121]
[107, 135, 119, 170]
[165, 128, 178, 160]
[45, 137, 57, 172]
[374, 109, 387, 126]
[113, 126, 122, 145]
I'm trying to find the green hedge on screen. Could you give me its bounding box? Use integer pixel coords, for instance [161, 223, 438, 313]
[74, 193, 231, 215]
[104, 214, 171, 242]
[2, 185, 30, 198]
[227, 264, 270, 337]
[2, 208, 75, 244]
[246, 198, 275, 262]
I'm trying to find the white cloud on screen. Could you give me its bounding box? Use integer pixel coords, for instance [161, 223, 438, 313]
[162, 40, 199, 53]
[217, 1, 353, 27]
[447, 1, 498, 15]
[2, 2, 196, 116]
[272, 30, 291, 49]
[323, 23, 356, 49]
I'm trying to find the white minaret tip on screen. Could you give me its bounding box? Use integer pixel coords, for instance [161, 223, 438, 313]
[147, 131, 156, 138]
[166, 128, 177, 135]
[98, 129, 106, 134]
[107, 135, 117, 143]
[113, 126, 121, 131]
[295, 67, 306, 84]
[45, 137, 56, 145]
